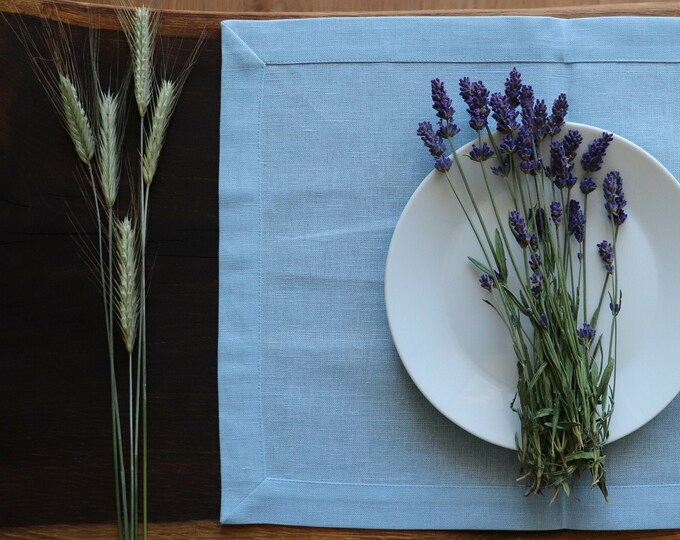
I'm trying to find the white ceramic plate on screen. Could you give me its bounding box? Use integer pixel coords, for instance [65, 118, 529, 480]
[385, 122, 680, 449]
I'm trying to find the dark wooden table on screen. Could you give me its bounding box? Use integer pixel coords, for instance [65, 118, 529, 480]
[1, 1, 679, 538]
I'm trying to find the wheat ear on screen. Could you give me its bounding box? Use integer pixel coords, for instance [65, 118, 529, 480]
[129, 7, 154, 118]
[97, 91, 121, 207]
[115, 217, 140, 355]
[142, 79, 176, 186]
[58, 73, 95, 164]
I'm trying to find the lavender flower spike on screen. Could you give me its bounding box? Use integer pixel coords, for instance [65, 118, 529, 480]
[417, 121, 445, 157]
[550, 201, 562, 227]
[581, 132, 614, 172]
[568, 200, 586, 242]
[597, 240, 615, 274]
[603, 171, 628, 225]
[431, 79, 453, 121]
[580, 177, 597, 195]
[562, 129, 583, 162]
[530, 273, 543, 298]
[490, 92, 519, 134]
[469, 142, 494, 162]
[509, 210, 531, 248]
[505, 68, 522, 108]
[479, 273, 495, 292]
[577, 323, 596, 342]
[547, 93, 569, 136]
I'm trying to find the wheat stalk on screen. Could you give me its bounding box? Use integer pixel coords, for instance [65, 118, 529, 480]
[142, 79, 176, 186]
[58, 73, 95, 164]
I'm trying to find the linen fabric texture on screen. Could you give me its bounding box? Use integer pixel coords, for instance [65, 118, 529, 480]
[219, 16, 680, 529]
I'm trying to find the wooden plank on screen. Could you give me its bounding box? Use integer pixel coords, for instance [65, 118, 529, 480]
[2, 0, 680, 38]
[1, 521, 679, 539]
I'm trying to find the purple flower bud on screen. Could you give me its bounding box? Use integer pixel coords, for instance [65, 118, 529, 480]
[603, 171, 627, 225]
[505, 68, 522, 108]
[431, 79, 454, 121]
[499, 134, 518, 155]
[610, 302, 621, 315]
[548, 93, 568, 136]
[460, 80, 490, 131]
[597, 240, 615, 274]
[469, 142, 494, 162]
[479, 273, 495, 292]
[491, 156, 511, 177]
[538, 314, 548, 329]
[509, 210, 531, 248]
[417, 122, 446, 157]
[532, 99, 548, 140]
[562, 130, 583, 162]
[580, 177, 597, 195]
[436, 119, 460, 140]
[434, 155, 453, 172]
[577, 322, 596, 342]
[581, 132, 614, 173]
[490, 92, 519, 134]
[530, 253, 542, 272]
[530, 273, 543, 298]
[568, 200, 586, 242]
[550, 201, 562, 226]
[548, 141, 571, 188]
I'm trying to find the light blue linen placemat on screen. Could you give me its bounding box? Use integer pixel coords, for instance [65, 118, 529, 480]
[218, 16, 680, 529]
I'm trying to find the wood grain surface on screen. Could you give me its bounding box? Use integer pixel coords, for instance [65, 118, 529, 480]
[1, 1, 679, 539]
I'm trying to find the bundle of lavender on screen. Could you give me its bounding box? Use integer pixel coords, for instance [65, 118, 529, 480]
[417, 69, 625, 502]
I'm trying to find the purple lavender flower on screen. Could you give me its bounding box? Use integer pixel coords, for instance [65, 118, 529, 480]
[550, 201, 562, 226]
[490, 93, 519, 134]
[580, 177, 597, 195]
[548, 141, 578, 188]
[568, 200, 586, 242]
[505, 68, 522, 108]
[562, 130, 583, 162]
[431, 79, 453, 121]
[532, 99, 548, 140]
[610, 302, 621, 315]
[436, 119, 460, 140]
[418, 122, 452, 172]
[459, 79, 490, 131]
[603, 171, 627, 226]
[491, 156, 511, 177]
[581, 132, 614, 172]
[434, 155, 453, 172]
[417, 122, 445, 157]
[547, 93, 569, 136]
[538, 314, 548, 329]
[516, 125, 543, 176]
[519, 85, 535, 113]
[509, 210, 531, 248]
[479, 273, 495, 292]
[499, 134, 518, 155]
[469, 142, 494, 162]
[577, 322, 596, 342]
[530, 273, 543, 298]
[530, 253, 542, 272]
[459, 77, 472, 105]
[597, 240, 615, 274]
